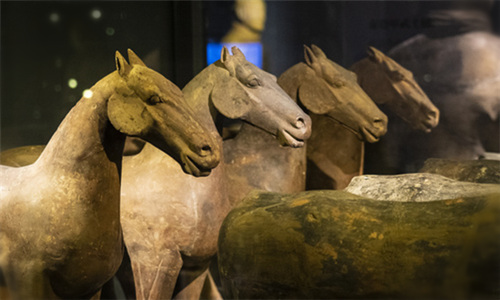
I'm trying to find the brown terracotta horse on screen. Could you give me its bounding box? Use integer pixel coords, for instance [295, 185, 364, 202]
[0, 50, 220, 299]
[303, 45, 439, 189]
[351, 46, 439, 133]
[272, 45, 387, 191]
[119, 46, 311, 300]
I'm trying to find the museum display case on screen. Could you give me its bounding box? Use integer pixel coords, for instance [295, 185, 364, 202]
[1, 1, 499, 299]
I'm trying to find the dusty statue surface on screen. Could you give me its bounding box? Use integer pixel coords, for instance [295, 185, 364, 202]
[304, 46, 439, 189]
[379, 5, 500, 172]
[119, 46, 311, 300]
[345, 173, 500, 201]
[218, 178, 500, 299]
[0, 50, 220, 300]
[419, 158, 500, 184]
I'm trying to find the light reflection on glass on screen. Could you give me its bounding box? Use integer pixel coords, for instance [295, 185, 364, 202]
[91, 9, 102, 20]
[106, 27, 115, 36]
[68, 79, 78, 89]
[49, 12, 59, 23]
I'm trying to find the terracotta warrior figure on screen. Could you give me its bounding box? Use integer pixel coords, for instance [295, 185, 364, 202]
[0, 50, 220, 299]
[119, 46, 311, 300]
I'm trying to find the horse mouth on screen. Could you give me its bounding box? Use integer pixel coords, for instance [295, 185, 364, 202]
[419, 122, 433, 133]
[418, 118, 438, 133]
[181, 154, 212, 177]
[278, 129, 305, 148]
[361, 127, 381, 143]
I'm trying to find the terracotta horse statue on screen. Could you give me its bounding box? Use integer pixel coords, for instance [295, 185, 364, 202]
[218, 178, 500, 299]
[351, 46, 439, 133]
[0, 50, 220, 299]
[222, 44, 386, 213]
[272, 45, 387, 190]
[119, 46, 311, 300]
[348, 46, 441, 179]
[294, 45, 439, 189]
[381, 15, 500, 172]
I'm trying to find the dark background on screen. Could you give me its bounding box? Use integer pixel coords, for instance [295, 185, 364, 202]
[1, 1, 499, 151]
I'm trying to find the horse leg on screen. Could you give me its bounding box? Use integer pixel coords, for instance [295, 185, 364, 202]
[199, 272, 223, 300]
[0, 266, 11, 300]
[89, 289, 102, 300]
[130, 250, 183, 300]
[172, 268, 210, 300]
[103, 247, 135, 299]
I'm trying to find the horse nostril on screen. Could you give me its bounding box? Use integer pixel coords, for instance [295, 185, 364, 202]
[373, 117, 387, 131]
[200, 145, 212, 156]
[428, 110, 438, 120]
[295, 117, 305, 129]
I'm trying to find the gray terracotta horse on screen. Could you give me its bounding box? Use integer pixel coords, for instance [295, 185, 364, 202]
[382, 27, 500, 172]
[0, 50, 220, 299]
[222, 44, 387, 218]
[120, 46, 311, 300]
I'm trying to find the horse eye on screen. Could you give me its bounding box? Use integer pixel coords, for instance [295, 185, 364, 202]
[333, 80, 345, 88]
[148, 95, 162, 105]
[391, 71, 405, 81]
[246, 78, 260, 88]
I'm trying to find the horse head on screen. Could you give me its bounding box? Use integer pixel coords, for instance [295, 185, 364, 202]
[211, 46, 311, 147]
[297, 45, 387, 143]
[108, 50, 220, 176]
[360, 47, 440, 132]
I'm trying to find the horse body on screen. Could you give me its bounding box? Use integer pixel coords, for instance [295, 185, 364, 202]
[0, 76, 125, 299]
[120, 47, 311, 300]
[0, 51, 219, 299]
[223, 123, 307, 206]
[385, 31, 500, 171]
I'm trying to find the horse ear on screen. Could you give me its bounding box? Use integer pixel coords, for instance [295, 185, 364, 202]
[298, 77, 336, 115]
[231, 46, 246, 60]
[116, 51, 132, 77]
[108, 95, 154, 136]
[210, 78, 251, 119]
[311, 44, 327, 58]
[367, 46, 384, 64]
[304, 45, 318, 67]
[127, 49, 147, 67]
[220, 46, 235, 76]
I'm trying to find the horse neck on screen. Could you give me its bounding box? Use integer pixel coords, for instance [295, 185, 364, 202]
[236, 121, 277, 145]
[37, 73, 125, 177]
[351, 58, 395, 106]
